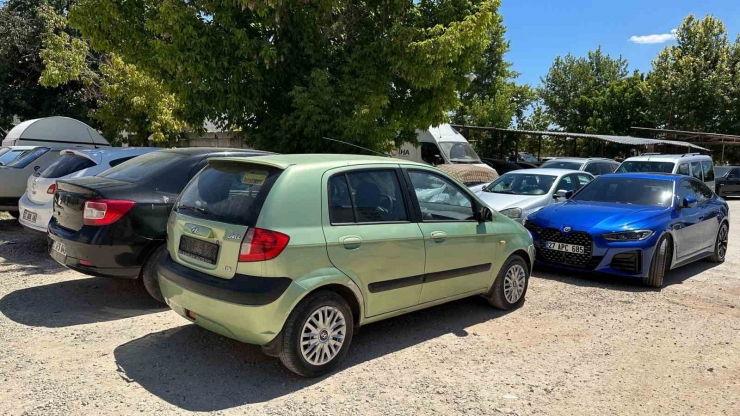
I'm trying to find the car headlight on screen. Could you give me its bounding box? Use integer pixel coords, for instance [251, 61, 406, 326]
[602, 230, 654, 241]
[499, 208, 522, 219]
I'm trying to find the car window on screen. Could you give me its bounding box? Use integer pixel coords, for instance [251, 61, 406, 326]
[420, 143, 443, 165]
[690, 161, 703, 181]
[616, 161, 676, 173]
[39, 154, 96, 178]
[573, 177, 674, 207]
[691, 180, 713, 201]
[0, 149, 27, 165]
[540, 160, 583, 170]
[730, 168, 740, 177]
[5, 147, 50, 169]
[584, 163, 599, 175]
[483, 173, 556, 195]
[108, 156, 139, 168]
[600, 163, 616, 175]
[576, 174, 593, 188]
[677, 180, 696, 202]
[99, 151, 185, 183]
[408, 170, 474, 221]
[701, 160, 714, 182]
[335, 170, 408, 223]
[677, 163, 690, 176]
[554, 175, 577, 193]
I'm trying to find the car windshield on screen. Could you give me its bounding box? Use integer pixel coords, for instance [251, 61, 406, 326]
[572, 177, 674, 207]
[483, 173, 556, 195]
[540, 160, 583, 170]
[715, 166, 733, 177]
[5, 147, 50, 168]
[98, 151, 184, 182]
[438, 142, 481, 163]
[616, 161, 675, 174]
[519, 153, 538, 162]
[0, 149, 28, 166]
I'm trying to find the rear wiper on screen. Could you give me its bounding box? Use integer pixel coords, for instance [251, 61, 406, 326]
[178, 204, 208, 214]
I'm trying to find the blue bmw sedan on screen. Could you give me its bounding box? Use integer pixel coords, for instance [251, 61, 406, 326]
[524, 173, 729, 287]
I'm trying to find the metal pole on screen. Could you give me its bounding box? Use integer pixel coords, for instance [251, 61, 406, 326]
[722, 143, 726, 165]
[537, 136, 542, 161]
[602, 141, 605, 158]
[514, 139, 518, 161]
[573, 138, 577, 157]
[499, 131, 504, 159]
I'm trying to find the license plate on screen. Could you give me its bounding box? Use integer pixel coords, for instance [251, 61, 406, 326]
[52, 241, 67, 256]
[178, 235, 219, 265]
[545, 241, 586, 254]
[22, 210, 37, 223]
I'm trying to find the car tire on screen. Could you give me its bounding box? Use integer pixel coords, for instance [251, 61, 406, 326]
[279, 291, 354, 377]
[487, 255, 529, 310]
[644, 235, 670, 288]
[708, 222, 729, 263]
[141, 245, 167, 304]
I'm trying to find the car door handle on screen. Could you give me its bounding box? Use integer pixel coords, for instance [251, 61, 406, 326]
[430, 231, 447, 242]
[339, 236, 362, 249]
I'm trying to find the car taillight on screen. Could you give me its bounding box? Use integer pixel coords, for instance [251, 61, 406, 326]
[46, 183, 56, 194]
[83, 199, 136, 226]
[238, 228, 290, 262]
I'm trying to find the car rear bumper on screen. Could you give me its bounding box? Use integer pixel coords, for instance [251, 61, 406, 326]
[158, 253, 302, 346]
[17, 193, 52, 233]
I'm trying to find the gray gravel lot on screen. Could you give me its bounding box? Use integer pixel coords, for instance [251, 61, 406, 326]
[1, 204, 739, 416]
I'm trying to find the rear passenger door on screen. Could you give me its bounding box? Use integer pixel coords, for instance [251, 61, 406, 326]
[691, 179, 720, 251]
[322, 166, 425, 318]
[675, 180, 704, 259]
[405, 168, 497, 304]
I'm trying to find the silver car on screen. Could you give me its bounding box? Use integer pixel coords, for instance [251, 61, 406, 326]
[474, 168, 594, 222]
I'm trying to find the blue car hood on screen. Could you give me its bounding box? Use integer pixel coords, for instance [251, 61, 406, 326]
[530, 201, 670, 232]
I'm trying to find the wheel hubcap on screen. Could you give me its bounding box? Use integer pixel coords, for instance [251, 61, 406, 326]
[503, 264, 527, 304]
[300, 306, 346, 366]
[718, 225, 728, 260]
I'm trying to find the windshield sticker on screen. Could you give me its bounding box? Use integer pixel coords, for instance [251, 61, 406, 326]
[241, 170, 268, 185]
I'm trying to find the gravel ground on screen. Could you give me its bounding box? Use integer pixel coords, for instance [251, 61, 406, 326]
[1, 204, 739, 416]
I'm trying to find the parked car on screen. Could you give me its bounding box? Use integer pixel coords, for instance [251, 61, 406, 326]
[0, 146, 35, 166]
[481, 158, 525, 175]
[157, 154, 535, 377]
[515, 162, 539, 169]
[475, 169, 593, 223]
[715, 166, 740, 197]
[18, 147, 160, 233]
[518, 152, 539, 163]
[524, 173, 729, 288]
[540, 157, 619, 176]
[47, 148, 271, 300]
[616, 153, 715, 189]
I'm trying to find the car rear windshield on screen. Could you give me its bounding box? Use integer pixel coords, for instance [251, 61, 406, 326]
[615, 161, 675, 174]
[540, 160, 583, 170]
[572, 177, 674, 207]
[98, 151, 184, 183]
[39, 154, 96, 178]
[5, 147, 50, 168]
[175, 162, 282, 226]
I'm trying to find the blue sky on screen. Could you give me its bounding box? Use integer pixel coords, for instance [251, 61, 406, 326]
[500, 0, 740, 87]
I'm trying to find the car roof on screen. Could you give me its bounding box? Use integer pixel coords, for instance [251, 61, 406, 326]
[211, 154, 427, 169]
[543, 157, 615, 163]
[600, 172, 684, 182]
[163, 147, 274, 157]
[623, 154, 711, 162]
[500, 168, 587, 177]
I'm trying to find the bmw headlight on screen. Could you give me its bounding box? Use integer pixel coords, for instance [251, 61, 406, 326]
[499, 208, 522, 219]
[602, 230, 654, 241]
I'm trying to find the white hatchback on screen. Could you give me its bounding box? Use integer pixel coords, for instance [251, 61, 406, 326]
[18, 147, 159, 233]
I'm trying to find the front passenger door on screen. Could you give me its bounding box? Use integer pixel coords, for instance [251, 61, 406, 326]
[674, 180, 704, 259]
[406, 169, 497, 303]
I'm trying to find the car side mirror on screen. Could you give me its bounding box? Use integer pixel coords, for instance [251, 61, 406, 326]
[432, 155, 444, 166]
[475, 206, 494, 222]
[682, 195, 698, 208]
[554, 189, 573, 199]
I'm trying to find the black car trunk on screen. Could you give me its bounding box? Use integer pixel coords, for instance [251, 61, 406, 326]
[53, 178, 129, 232]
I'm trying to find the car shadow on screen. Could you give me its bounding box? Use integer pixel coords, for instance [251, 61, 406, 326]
[0, 216, 65, 276]
[113, 296, 512, 411]
[0, 276, 167, 328]
[533, 260, 720, 291]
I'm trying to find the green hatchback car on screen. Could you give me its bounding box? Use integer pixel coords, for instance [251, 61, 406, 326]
[157, 154, 535, 377]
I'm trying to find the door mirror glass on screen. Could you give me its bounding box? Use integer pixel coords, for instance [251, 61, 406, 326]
[682, 195, 698, 208]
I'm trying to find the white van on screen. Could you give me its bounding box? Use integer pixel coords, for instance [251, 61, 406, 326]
[2, 116, 110, 148]
[393, 124, 494, 172]
[616, 153, 715, 189]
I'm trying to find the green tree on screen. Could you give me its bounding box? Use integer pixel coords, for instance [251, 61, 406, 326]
[0, 0, 95, 131]
[67, 0, 500, 153]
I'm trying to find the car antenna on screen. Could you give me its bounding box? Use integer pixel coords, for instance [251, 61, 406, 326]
[322, 137, 391, 157]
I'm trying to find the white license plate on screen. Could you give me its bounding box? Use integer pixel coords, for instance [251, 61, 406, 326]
[545, 241, 586, 254]
[22, 209, 37, 223]
[52, 241, 67, 256]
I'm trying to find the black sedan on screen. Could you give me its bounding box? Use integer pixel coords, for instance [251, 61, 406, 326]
[48, 148, 271, 302]
[715, 166, 740, 197]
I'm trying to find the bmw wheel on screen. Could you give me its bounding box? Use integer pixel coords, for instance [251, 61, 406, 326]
[279, 291, 354, 377]
[708, 222, 729, 263]
[487, 255, 529, 310]
[644, 235, 670, 288]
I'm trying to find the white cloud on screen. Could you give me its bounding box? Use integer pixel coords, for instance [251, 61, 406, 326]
[629, 29, 677, 44]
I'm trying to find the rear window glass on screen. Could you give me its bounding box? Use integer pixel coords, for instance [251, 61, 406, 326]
[540, 160, 583, 170]
[175, 162, 282, 226]
[0, 149, 27, 165]
[98, 151, 184, 182]
[690, 161, 703, 181]
[572, 177, 674, 207]
[616, 161, 675, 174]
[39, 154, 96, 178]
[5, 147, 50, 168]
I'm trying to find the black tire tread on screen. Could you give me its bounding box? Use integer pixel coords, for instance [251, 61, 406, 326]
[487, 255, 529, 310]
[645, 236, 669, 288]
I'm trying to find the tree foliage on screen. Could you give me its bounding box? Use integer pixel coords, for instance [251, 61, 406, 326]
[67, 0, 502, 153]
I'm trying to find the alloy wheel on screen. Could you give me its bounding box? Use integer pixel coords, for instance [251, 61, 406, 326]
[718, 225, 728, 261]
[300, 306, 347, 366]
[503, 264, 527, 304]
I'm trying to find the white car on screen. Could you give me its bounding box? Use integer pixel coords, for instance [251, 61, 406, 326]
[475, 168, 594, 222]
[616, 153, 715, 190]
[18, 147, 159, 233]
